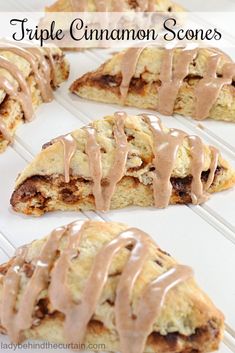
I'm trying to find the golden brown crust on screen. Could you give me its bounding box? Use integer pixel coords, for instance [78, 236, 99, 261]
[0, 48, 69, 153]
[70, 47, 235, 122]
[0, 220, 224, 352]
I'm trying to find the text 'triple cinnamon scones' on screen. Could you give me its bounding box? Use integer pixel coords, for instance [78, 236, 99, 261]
[0, 220, 224, 352]
[70, 46, 235, 122]
[0, 42, 69, 153]
[10, 112, 235, 216]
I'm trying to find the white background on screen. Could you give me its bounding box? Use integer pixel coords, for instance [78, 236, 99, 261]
[0, 1, 235, 352]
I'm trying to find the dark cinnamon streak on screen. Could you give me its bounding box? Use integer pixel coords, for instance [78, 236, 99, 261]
[10, 166, 223, 214]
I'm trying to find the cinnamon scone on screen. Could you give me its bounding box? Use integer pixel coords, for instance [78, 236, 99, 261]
[46, 0, 182, 13]
[10, 112, 235, 216]
[0, 220, 224, 352]
[70, 46, 235, 122]
[0, 42, 69, 153]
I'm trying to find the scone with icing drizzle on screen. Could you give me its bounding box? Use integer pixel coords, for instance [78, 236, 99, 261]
[70, 46, 235, 122]
[0, 220, 224, 352]
[46, 0, 182, 14]
[0, 42, 69, 152]
[10, 112, 235, 216]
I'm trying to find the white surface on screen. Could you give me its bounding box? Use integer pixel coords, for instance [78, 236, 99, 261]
[0, 1, 234, 352]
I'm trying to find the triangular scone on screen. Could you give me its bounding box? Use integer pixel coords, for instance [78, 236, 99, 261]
[0, 220, 224, 352]
[0, 43, 69, 153]
[10, 113, 235, 216]
[70, 46, 235, 122]
[45, 0, 183, 13]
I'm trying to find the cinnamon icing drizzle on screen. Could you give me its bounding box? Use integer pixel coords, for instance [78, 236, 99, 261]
[0, 55, 33, 122]
[0, 41, 57, 141]
[119, 46, 235, 120]
[53, 134, 77, 183]
[27, 47, 54, 102]
[188, 135, 207, 204]
[85, 111, 129, 210]
[144, 114, 219, 207]
[1, 226, 66, 342]
[143, 114, 186, 207]
[0, 42, 54, 102]
[0, 120, 12, 142]
[205, 146, 219, 190]
[120, 47, 145, 99]
[0, 220, 193, 351]
[158, 47, 198, 115]
[44, 47, 58, 87]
